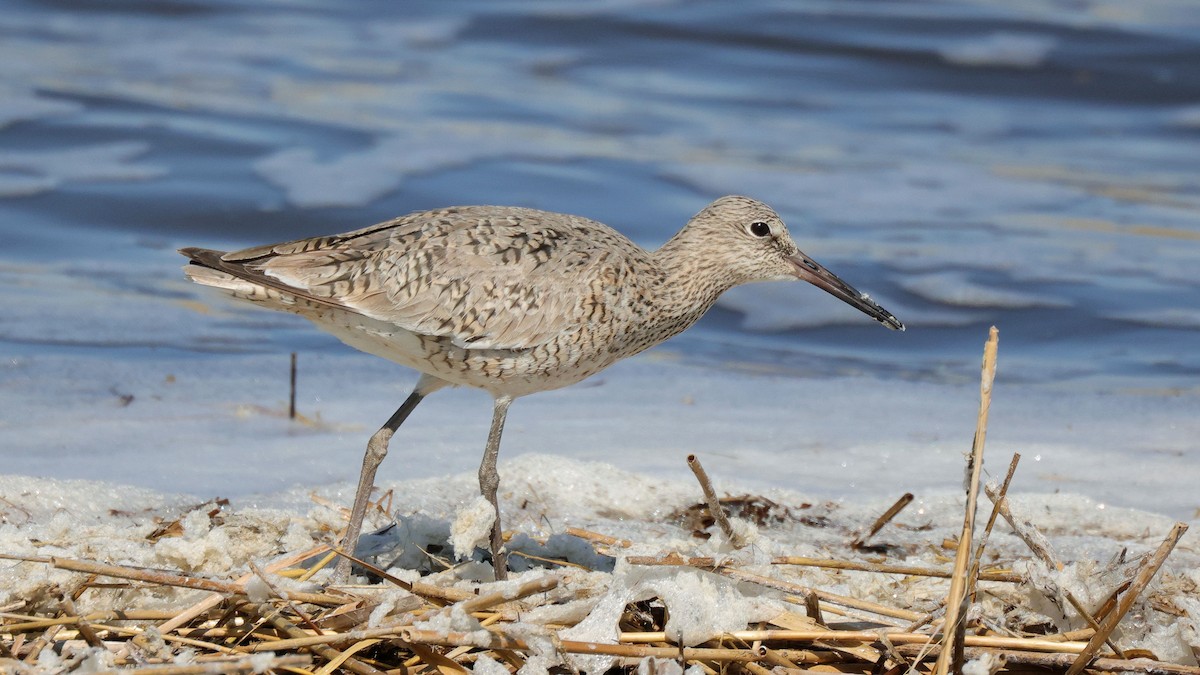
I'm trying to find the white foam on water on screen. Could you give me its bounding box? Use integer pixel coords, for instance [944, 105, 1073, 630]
[254, 128, 588, 208]
[0, 141, 165, 197]
[364, 16, 469, 47]
[1173, 105, 1200, 128]
[938, 32, 1058, 68]
[899, 271, 1071, 309]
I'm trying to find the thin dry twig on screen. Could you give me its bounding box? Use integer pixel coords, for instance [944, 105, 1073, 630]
[984, 485, 1062, 571]
[289, 351, 298, 420]
[329, 545, 473, 604]
[852, 492, 914, 549]
[969, 453, 1021, 597]
[687, 454, 747, 548]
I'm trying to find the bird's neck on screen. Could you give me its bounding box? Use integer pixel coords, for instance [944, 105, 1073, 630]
[650, 231, 739, 329]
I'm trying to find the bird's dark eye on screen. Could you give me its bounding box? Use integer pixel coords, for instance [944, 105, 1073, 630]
[749, 221, 771, 237]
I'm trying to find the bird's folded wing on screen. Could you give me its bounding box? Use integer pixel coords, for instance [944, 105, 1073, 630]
[220, 209, 643, 352]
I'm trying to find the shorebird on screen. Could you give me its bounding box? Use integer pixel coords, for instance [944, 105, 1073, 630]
[181, 196, 903, 579]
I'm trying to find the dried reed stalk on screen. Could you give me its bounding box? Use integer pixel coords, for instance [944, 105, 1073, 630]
[401, 628, 768, 662]
[454, 575, 558, 614]
[1, 611, 177, 634]
[565, 527, 632, 549]
[23, 555, 347, 607]
[770, 556, 1022, 583]
[935, 325, 998, 675]
[716, 567, 924, 622]
[769, 611, 884, 666]
[899, 645, 1200, 675]
[628, 552, 1022, 583]
[83, 622, 246, 655]
[91, 653, 313, 675]
[618, 630, 1088, 654]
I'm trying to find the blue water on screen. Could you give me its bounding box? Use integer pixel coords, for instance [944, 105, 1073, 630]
[3, 0, 1199, 386]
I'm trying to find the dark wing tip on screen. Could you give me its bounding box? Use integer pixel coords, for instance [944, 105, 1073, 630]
[178, 247, 228, 267]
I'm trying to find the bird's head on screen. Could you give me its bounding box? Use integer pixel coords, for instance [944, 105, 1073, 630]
[688, 195, 904, 331]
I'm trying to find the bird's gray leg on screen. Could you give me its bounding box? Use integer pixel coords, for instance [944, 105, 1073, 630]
[335, 374, 443, 581]
[480, 395, 513, 581]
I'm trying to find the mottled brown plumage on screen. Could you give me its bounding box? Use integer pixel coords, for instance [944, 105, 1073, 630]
[180, 195, 902, 580]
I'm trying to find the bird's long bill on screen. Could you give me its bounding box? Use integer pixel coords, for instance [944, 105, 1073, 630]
[788, 253, 905, 331]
